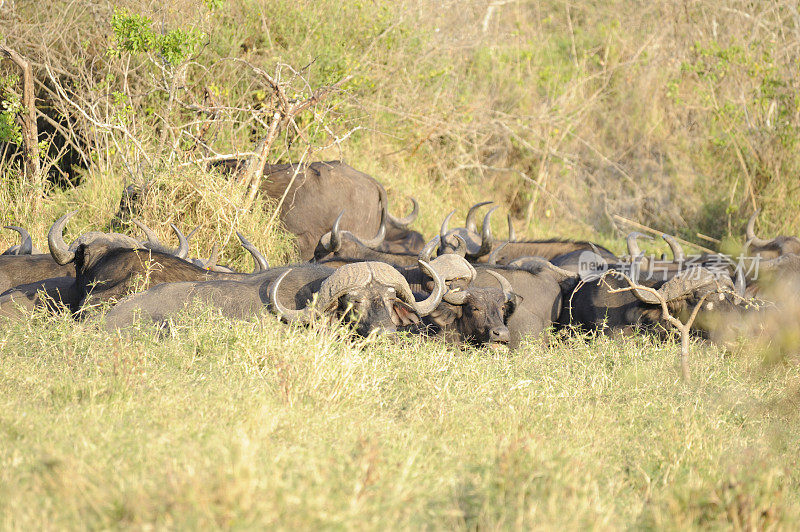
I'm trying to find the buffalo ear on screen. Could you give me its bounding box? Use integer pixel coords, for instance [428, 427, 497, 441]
[73, 243, 88, 271]
[392, 302, 420, 326]
[427, 305, 460, 327]
[504, 294, 521, 319]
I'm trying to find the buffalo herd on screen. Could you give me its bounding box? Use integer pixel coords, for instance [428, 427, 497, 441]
[1, 160, 796, 349]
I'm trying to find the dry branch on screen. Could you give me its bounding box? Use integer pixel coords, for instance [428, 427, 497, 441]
[229, 58, 352, 209]
[613, 214, 717, 255]
[604, 270, 715, 381]
[0, 45, 40, 182]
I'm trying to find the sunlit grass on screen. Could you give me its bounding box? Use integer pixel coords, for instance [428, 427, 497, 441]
[0, 309, 798, 528]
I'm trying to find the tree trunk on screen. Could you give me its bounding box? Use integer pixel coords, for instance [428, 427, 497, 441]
[0, 46, 41, 185]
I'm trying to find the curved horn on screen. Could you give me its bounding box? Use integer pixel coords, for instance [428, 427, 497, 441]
[487, 241, 508, 265]
[661, 234, 685, 262]
[471, 206, 497, 259]
[324, 210, 345, 253]
[465, 201, 493, 233]
[633, 267, 720, 305]
[450, 235, 468, 258]
[487, 270, 515, 302]
[443, 287, 469, 305]
[440, 209, 456, 245]
[411, 260, 446, 316]
[236, 231, 269, 273]
[48, 211, 78, 265]
[4, 226, 32, 255]
[201, 243, 219, 269]
[169, 224, 189, 259]
[388, 197, 419, 227]
[507, 214, 516, 242]
[132, 219, 161, 247]
[358, 206, 387, 249]
[626, 232, 653, 263]
[419, 236, 440, 263]
[269, 269, 313, 323]
[745, 209, 771, 248]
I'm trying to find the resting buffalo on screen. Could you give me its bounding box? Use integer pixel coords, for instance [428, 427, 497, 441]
[211, 160, 421, 259]
[437, 202, 616, 264]
[48, 212, 269, 310]
[270, 260, 444, 337]
[99, 264, 332, 330]
[2, 226, 42, 255]
[409, 264, 517, 346]
[474, 262, 577, 348]
[561, 264, 745, 337]
[745, 209, 800, 259]
[0, 254, 75, 294]
[312, 210, 426, 267]
[404, 244, 577, 347]
[0, 276, 78, 320]
[421, 272, 516, 346]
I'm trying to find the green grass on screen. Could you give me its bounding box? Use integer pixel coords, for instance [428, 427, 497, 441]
[1, 310, 798, 528]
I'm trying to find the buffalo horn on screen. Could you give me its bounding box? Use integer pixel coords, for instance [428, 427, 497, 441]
[734, 267, 746, 297]
[170, 225, 189, 259]
[48, 211, 78, 265]
[745, 209, 771, 248]
[487, 241, 507, 265]
[507, 214, 516, 242]
[358, 206, 387, 249]
[236, 231, 270, 272]
[440, 209, 456, 245]
[487, 270, 515, 302]
[410, 260, 446, 316]
[132, 219, 161, 247]
[471, 206, 497, 259]
[269, 269, 312, 323]
[388, 197, 419, 227]
[626, 232, 653, 264]
[4, 226, 33, 255]
[450, 235, 468, 257]
[661, 234, 685, 262]
[465, 201, 493, 233]
[325, 210, 345, 253]
[632, 267, 719, 305]
[443, 287, 468, 305]
[419, 236, 440, 263]
[201, 243, 219, 269]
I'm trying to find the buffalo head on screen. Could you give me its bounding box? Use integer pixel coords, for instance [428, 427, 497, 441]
[745, 210, 800, 259]
[270, 260, 445, 337]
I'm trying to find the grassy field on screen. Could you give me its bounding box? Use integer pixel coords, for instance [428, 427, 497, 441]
[2, 0, 800, 528]
[1, 312, 798, 529]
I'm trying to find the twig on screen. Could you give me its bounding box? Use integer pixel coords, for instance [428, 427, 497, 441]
[613, 214, 717, 254]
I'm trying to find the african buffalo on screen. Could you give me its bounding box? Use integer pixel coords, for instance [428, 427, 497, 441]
[0, 276, 78, 320]
[270, 260, 445, 337]
[2, 226, 42, 255]
[402, 244, 576, 347]
[0, 254, 75, 294]
[560, 264, 745, 337]
[437, 202, 616, 264]
[99, 264, 333, 330]
[415, 270, 517, 347]
[745, 209, 800, 259]
[48, 212, 270, 309]
[210, 160, 420, 259]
